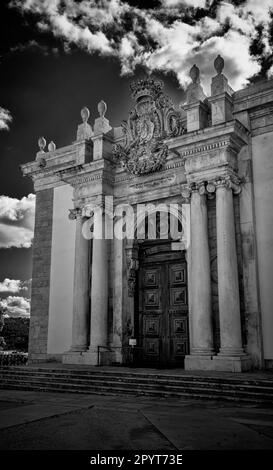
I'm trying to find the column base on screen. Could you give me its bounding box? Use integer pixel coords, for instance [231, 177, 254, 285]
[62, 351, 89, 365]
[184, 355, 214, 371]
[185, 354, 252, 372]
[213, 354, 252, 372]
[62, 350, 100, 365]
[68, 345, 88, 353]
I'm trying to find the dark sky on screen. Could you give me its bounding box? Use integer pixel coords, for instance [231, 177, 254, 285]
[0, 1, 184, 284]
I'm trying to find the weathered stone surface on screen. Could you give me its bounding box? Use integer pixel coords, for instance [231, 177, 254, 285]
[28, 188, 53, 362]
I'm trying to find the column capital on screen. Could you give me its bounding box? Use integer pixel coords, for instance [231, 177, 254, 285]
[212, 175, 242, 195]
[190, 182, 207, 195]
[181, 181, 210, 199]
[68, 207, 82, 220]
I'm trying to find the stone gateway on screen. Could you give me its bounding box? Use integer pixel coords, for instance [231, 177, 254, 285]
[21, 56, 273, 372]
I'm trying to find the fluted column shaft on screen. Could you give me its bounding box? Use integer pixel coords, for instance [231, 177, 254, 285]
[216, 182, 244, 355]
[70, 215, 90, 351]
[190, 186, 214, 355]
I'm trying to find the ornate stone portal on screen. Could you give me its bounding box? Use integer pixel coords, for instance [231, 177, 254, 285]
[21, 56, 273, 371]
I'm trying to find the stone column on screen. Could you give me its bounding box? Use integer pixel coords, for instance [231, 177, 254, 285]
[112, 236, 123, 350]
[86, 208, 109, 365]
[63, 209, 90, 363]
[213, 177, 250, 371]
[185, 183, 214, 370]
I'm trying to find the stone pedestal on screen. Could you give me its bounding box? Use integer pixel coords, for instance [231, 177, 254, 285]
[63, 214, 90, 364]
[184, 101, 209, 132]
[209, 92, 233, 126]
[185, 185, 214, 370]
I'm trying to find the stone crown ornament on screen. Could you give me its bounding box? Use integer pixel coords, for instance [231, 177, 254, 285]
[130, 77, 164, 101]
[113, 77, 185, 176]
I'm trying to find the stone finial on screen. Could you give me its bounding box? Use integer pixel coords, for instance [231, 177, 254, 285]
[38, 136, 46, 152]
[190, 64, 200, 84]
[210, 54, 234, 102]
[98, 100, 107, 118]
[185, 64, 206, 105]
[48, 141, 56, 152]
[214, 55, 224, 75]
[77, 106, 93, 141]
[93, 100, 112, 136]
[81, 106, 90, 123]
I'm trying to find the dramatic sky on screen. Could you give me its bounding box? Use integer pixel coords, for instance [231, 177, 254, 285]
[0, 0, 272, 317]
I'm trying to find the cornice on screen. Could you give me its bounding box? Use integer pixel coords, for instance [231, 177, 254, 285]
[165, 119, 249, 156]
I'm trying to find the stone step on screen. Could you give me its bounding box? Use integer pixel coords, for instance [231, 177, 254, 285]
[1, 379, 272, 404]
[1, 366, 273, 387]
[1, 370, 273, 396]
[1, 376, 273, 402]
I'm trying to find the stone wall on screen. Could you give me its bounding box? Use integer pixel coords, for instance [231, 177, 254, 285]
[28, 188, 53, 362]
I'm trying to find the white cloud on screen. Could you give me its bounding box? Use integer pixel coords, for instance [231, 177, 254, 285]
[0, 107, 12, 131]
[0, 194, 35, 248]
[162, 0, 207, 7]
[0, 296, 30, 317]
[0, 279, 21, 294]
[0, 278, 31, 294]
[11, 0, 273, 91]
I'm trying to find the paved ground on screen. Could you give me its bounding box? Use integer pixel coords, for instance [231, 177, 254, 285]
[0, 389, 273, 450]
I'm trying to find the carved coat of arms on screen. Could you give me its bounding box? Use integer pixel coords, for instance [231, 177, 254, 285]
[113, 78, 185, 176]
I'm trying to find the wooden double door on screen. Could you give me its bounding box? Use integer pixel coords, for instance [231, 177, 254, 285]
[137, 243, 189, 367]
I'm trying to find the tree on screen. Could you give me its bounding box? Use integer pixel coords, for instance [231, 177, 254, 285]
[0, 305, 6, 350]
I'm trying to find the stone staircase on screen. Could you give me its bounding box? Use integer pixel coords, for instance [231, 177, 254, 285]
[1, 366, 273, 404]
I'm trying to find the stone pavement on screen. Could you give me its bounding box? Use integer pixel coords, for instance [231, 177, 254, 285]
[0, 389, 273, 450]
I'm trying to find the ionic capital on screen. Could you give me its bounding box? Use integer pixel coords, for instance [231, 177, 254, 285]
[212, 175, 242, 194]
[188, 182, 208, 196]
[68, 207, 82, 220]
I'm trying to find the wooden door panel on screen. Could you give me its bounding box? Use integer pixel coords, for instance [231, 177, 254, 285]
[138, 252, 189, 366]
[168, 262, 189, 362]
[140, 265, 163, 364]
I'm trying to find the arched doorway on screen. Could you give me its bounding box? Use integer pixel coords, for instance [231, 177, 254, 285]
[134, 210, 189, 367]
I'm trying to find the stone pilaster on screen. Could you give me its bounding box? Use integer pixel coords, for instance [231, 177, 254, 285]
[213, 176, 251, 371]
[64, 210, 90, 359]
[185, 183, 214, 370]
[28, 188, 54, 363]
